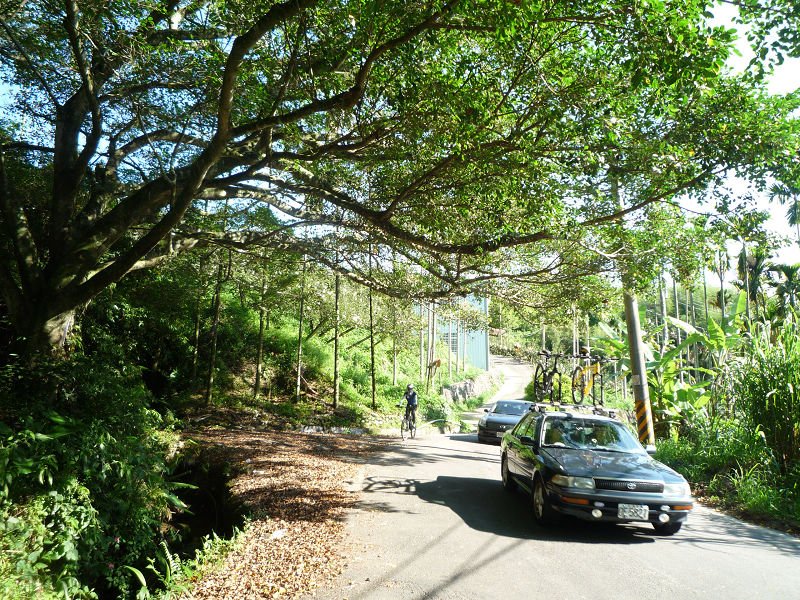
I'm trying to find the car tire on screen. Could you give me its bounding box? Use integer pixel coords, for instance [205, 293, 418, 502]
[532, 476, 559, 526]
[533, 364, 545, 401]
[652, 521, 682, 536]
[501, 455, 516, 492]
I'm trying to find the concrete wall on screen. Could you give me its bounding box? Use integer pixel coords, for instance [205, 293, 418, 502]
[442, 371, 495, 403]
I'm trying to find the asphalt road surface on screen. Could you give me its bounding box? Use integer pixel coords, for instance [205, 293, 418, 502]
[308, 357, 800, 600]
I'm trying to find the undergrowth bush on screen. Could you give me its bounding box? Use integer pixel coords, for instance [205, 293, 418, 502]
[0, 357, 184, 598]
[733, 315, 800, 473]
[655, 418, 772, 482]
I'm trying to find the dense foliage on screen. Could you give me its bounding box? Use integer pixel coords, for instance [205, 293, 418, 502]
[0, 247, 487, 596]
[1, 1, 798, 356]
[0, 360, 181, 598]
[1, 0, 799, 596]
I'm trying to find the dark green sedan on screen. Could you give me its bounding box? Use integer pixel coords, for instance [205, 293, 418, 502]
[500, 409, 693, 535]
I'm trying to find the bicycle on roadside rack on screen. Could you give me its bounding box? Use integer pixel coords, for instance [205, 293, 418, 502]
[533, 350, 564, 403]
[398, 404, 417, 440]
[571, 349, 617, 406]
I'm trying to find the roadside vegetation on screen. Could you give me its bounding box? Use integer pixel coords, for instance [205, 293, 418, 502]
[0, 252, 486, 598]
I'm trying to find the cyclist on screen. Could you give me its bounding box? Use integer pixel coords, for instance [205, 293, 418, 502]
[403, 384, 418, 426]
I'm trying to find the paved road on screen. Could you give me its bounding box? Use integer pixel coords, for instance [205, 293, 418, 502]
[460, 355, 534, 431]
[308, 357, 800, 600]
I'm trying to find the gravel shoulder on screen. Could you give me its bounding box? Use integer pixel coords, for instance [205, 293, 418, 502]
[181, 358, 534, 598]
[182, 427, 389, 599]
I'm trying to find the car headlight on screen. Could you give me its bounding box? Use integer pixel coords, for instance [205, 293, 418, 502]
[551, 475, 594, 489]
[663, 482, 691, 497]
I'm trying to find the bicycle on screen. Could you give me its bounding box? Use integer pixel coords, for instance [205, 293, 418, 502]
[399, 404, 417, 440]
[571, 350, 617, 406]
[533, 350, 564, 403]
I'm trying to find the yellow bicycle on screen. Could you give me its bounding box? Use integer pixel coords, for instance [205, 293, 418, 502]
[571, 350, 616, 406]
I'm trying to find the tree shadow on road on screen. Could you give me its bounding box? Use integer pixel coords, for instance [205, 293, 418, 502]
[413, 475, 656, 544]
[413, 475, 800, 555]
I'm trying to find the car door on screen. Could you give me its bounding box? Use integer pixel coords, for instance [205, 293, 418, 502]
[507, 413, 540, 485]
[514, 414, 542, 484]
[505, 412, 534, 479]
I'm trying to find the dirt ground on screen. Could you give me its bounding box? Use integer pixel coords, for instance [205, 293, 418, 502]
[182, 425, 390, 599]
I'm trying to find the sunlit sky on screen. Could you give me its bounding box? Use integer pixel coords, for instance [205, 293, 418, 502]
[709, 3, 800, 267]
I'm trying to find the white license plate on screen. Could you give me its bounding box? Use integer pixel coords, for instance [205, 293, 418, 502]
[617, 504, 649, 520]
[496, 431, 505, 438]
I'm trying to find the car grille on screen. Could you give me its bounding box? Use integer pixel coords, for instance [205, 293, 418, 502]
[594, 479, 664, 493]
[484, 422, 509, 432]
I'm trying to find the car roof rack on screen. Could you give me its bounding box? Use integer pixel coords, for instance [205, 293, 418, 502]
[531, 402, 617, 419]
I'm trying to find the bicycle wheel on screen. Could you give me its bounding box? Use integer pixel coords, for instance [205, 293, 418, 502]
[551, 370, 562, 403]
[533, 364, 546, 401]
[571, 366, 587, 404]
[592, 373, 604, 407]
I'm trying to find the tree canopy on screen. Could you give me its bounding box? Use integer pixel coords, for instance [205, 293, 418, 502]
[0, 0, 798, 354]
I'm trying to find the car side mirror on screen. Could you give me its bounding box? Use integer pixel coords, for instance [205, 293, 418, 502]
[520, 435, 537, 447]
[483, 408, 489, 413]
[645, 444, 657, 455]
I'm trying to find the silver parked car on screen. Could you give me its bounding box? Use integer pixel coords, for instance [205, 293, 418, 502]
[477, 400, 533, 443]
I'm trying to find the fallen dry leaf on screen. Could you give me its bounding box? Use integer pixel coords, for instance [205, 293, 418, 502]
[180, 426, 389, 599]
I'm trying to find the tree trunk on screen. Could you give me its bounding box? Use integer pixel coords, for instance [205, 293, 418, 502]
[333, 270, 341, 408]
[659, 276, 668, 353]
[448, 319, 453, 379]
[253, 269, 267, 400]
[456, 318, 461, 374]
[368, 258, 376, 411]
[12, 307, 77, 360]
[718, 249, 727, 324]
[426, 302, 435, 391]
[585, 314, 590, 356]
[204, 261, 224, 406]
[419, 306, 425, 379]
[295, 256, 306, 403]
[673, 279, 683, 384]
[191, 290, 203, 385]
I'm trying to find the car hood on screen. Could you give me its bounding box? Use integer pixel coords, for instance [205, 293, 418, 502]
[543, 448, 684, 483]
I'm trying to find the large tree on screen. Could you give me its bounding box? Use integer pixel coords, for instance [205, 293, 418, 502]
[0, 0, 797, 356]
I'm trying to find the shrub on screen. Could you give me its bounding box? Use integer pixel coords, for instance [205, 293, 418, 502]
[655, 417, 773, 483]
[0, 358, 184, 598]
[733, 315, 800, 473]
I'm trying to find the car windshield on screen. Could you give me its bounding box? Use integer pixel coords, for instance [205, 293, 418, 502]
[541, 417, 643, 453]
[492, 402, 530, 416]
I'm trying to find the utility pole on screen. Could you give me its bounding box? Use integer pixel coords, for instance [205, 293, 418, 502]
[624, 294, 655, 445]
[611, 168, 655, 446]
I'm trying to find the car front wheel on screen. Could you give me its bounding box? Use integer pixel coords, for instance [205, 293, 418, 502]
[532, 476, 559, 526]
[652, 521, 682, 536]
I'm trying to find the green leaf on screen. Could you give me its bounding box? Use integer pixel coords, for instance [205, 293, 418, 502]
[706, 317, 726, 350]
[666, 316, 698, 335]
[124, 565, 149, 589]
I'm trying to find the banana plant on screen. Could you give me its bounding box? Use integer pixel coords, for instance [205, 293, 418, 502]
[645, 344, 714, 429]
[667, 290, 747, 370]
[594, 292, 747, 430]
